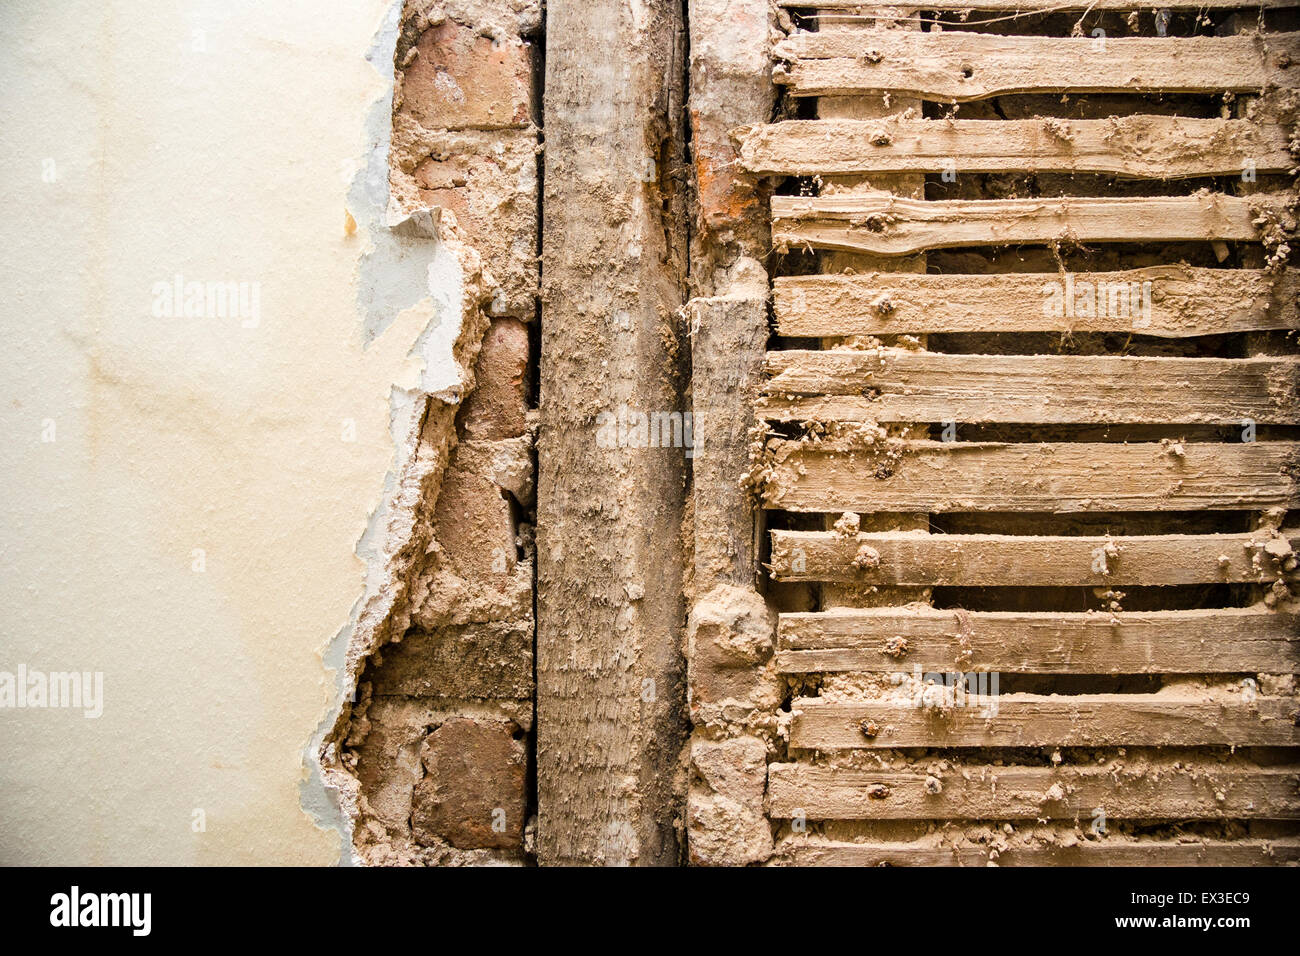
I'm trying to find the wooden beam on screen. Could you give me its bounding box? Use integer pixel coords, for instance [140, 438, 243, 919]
[771, 193, 1268, 256]
[760, 439, 1300, 513]
[789, 696, 1300, 748]
[769, 529, 1300, 586]
[768, 763, 1300, 819]
[772, 267, 1300, 338]
[774, 30, 1300, 100]
[537, 0, 689, 867]
[760, 350, 1300, 425]
[738, 117, 1291, 179]
[779, 838, 1300, 867]
[776, 606, 1300, 674]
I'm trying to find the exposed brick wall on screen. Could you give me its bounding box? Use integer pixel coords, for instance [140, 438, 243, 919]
[412, 717, 528, 849]
[390, 1, 540, 320]
[344, 0, 540, 866]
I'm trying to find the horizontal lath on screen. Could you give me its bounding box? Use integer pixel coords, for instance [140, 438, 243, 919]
[781, 838, 1300, 867]
[768, 763, 1300, 820]
[789, 696, 1300, 748]
[759, 13, 1300, 865]
[761, 439, 1300, 513]
[774, 30, 1299, 100]
[776, 606, 1299, 674]
[772, 267, 1300, 338]
[738, 117, 1292, 179]
[761, 350, 1300, 425]
[769, 529, 1300, 586]
[781, 0, 1295, 8]
[771, 193, 1267, 256]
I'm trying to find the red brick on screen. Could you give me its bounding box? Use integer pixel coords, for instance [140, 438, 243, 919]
[411, 718, 527, 850]
[692, 111, 764, 231]
[389, 128, 538, 318]
[460, 318, 530, 440]
[398, 21, 532, 130]
[432, 462, 516, 579]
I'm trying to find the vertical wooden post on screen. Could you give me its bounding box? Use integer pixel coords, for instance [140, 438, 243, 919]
[536, 0, 690, 866]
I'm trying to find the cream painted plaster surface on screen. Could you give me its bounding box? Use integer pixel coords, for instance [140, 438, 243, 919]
[0, 0, 447, 864]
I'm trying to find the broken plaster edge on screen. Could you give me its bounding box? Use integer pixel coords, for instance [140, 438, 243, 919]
[298, 0, 494, 867]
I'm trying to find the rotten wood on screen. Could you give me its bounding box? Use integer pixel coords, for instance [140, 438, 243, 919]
[813, 6, 933, 610]
[537, 0, 689, 866]
[691, 296, 768, 588]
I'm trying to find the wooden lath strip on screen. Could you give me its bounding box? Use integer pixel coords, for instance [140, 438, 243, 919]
[769, 529, 1300, 586]
[789, 697, 1300, 748]
[759, 11, 1300, 861]
[771, 193, 1268, 256]
[772, 267, 1300, 338]
[779, 838, 1300, 867]
[738, 117, 1292, 179]
[782, 0, 1296, 8]
[774, 30, 1299, 100]
[760, 350, 1300, 425]
[767, 763, 1300, 819]
[776, 606, 1299, 674]
[761, 439, 1300, 513]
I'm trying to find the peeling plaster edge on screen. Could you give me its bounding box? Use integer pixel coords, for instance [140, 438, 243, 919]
[303, 389, 432, 868]
[298, 0, 406, 868]
[298, 0, 493, 867]
[310, 265, 490, 865]
[300, 386, 429, 868]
